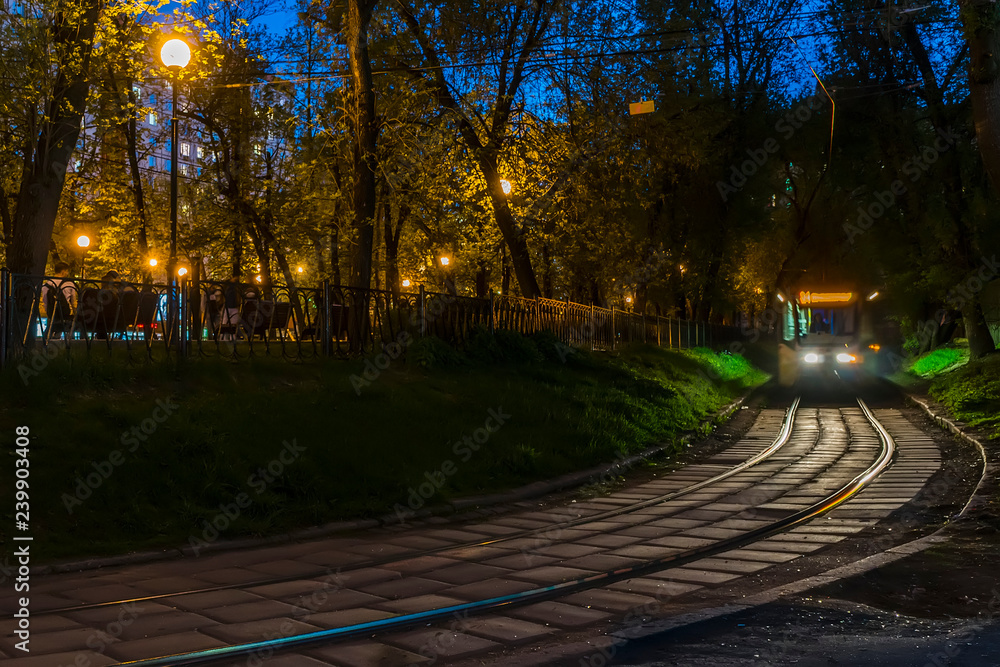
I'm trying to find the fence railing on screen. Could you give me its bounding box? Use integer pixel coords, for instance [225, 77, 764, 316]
[0, 270, 750, 368]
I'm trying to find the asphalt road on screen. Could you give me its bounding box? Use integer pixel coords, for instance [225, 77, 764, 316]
[606, 598, 1000, 667]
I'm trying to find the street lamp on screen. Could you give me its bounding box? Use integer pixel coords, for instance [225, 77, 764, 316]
[439, 256, 450, 267]
[77, 235, 91, 279]
[500, 179, 513, 195]
[160, 37, 191, 284]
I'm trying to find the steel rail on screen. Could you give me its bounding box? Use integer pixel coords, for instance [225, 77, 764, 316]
[115, 397, 894, 667]
[38, 397, 802, 617]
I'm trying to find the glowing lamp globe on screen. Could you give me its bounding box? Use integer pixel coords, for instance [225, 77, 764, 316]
[77, 235, 91, 248]
[177, 267, 188, 277]
[160, 39, 191, 69]
[500, 179, 513, 195]
[149, 258, 158, 267]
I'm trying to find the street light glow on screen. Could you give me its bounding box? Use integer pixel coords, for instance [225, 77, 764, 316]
[160, 38, 191, 69]
[297, 266, 303, 273]
[440, 256, 450, 266]
[500, 179, 512, 195]
[402, 279, 411, 287]
[77, 235, 90, 248]
[177, 267, 188, 277]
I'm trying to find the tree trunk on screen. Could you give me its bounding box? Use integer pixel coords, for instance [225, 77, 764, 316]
[963, 298, 998, 359]
[346, 0, 378, 293]
[960, 0, 1000, 193]
[8, 0, 102, 275]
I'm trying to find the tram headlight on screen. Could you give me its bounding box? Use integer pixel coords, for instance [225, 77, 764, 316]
[803, 353, 821, 364]
[836, 352, 857, 363]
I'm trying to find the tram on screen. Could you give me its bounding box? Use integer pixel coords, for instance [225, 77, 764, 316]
[777, 286, 881, 386]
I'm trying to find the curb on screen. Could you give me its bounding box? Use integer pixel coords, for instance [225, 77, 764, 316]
[35, 390, 756, 575]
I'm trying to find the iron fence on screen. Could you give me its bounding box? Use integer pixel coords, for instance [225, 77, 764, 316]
[0, 269, 753, 368]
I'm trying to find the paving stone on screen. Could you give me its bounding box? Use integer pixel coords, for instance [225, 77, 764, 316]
[200, 599, 306, 623]
[0, 625, 117, 655]
[338, 567, 403, 588]
[376, 594, 467, 614]
[613, 525, 676, 538]
[530, 543, 605, 558]
[163, 588, 265, 611]
[460, 615, 554, 644]
[509, 601, 611, 629]
[298, 550, 371, 567]
[510, 565, 595, 585]
[285, 588, 388, 614]
[358, 577, 450, 600]
[117, 610, 220, 641]
[309, 639, 432, 666]
[65, 584, 148, 605]
[608, 545, 683, 560]
[0, 650, 117, 666]
[247, 559, 331, 577]
[384, 535, 459, 550]
[647, 535, 717, 549]
[131, 575, 218, 595]
[342, 543, 415, 558]
[201, 617, 322, 643]
[438, 545, 517, 561]
[576, 534, 644, 548]
[384, 626, 503, 661]
[559, 554, 645, 571]
[562, 588, 659, 612]
[485, 553, 561, 569]
[721, 548, 801, 563]
[105, 630, 229, 662]
[246, 578, 337, 599]
[608, 578, 703, 598]
[446, 578, 538, 601]
[190, 567, 267, 585]
[422, 529, 491, 542]
[424, 562, 511, 585]
[305, 607, 398, 630]
[685, 557, 773, 574]
[646, 568, 741, 584]
[384, 555, 463, 575]
[0, 614, 81, 635]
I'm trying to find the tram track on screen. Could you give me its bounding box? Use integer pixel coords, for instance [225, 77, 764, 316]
[31, 398, 802, 617]
[96, 396, 900, 666]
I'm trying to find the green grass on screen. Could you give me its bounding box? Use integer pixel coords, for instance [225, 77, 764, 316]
[928, 354, 1000, 439]
[0, 331, 767, 562]
[908, 346, 969, 378]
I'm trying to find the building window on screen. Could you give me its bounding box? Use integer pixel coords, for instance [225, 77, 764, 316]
[149, 93, 155, 104]
[148, 112, 157, 125]
[165, 139, 171, 152]
[197, 167, 202, 176]
[148, 156, 156, 168]
[132, 85, 141, 101]
[165, 159, 171, 171]
[196, 146, 205, 159]
[181, 142, 190, 157]
[179, 164, 187, 176]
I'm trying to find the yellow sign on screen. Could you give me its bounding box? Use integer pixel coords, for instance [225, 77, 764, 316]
[629, 100, 655, 115]
[798, 291, 855, 306]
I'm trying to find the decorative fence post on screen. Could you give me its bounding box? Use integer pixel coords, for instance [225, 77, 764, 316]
[418, 285, 426, 337]
[322, 279, 332, 356]
[489, 293, 495, 334]
[0, 268, 8, 370]
[586, 303, 592, 349]
[611, 305, 616, 350]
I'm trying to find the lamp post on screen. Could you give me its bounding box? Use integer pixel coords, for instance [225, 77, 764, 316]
[160, 37, 191, 284]
[77, 235, 91, 279]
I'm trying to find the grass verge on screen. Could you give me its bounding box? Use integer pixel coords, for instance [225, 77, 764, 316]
[0, 330, 767, 562]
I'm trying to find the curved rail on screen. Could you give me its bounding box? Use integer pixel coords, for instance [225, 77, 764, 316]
[40, 397, 802, 616]
[116, 397, 895, 667]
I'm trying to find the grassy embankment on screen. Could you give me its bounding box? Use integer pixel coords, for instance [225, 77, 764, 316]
[891, 341, 1000, 437]
[0, 330, 767, 562]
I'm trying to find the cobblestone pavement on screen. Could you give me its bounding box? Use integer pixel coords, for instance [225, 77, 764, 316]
[0, 404, 944, 666]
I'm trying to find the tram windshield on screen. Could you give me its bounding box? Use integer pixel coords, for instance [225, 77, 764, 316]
[797, 306, 855, 340]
